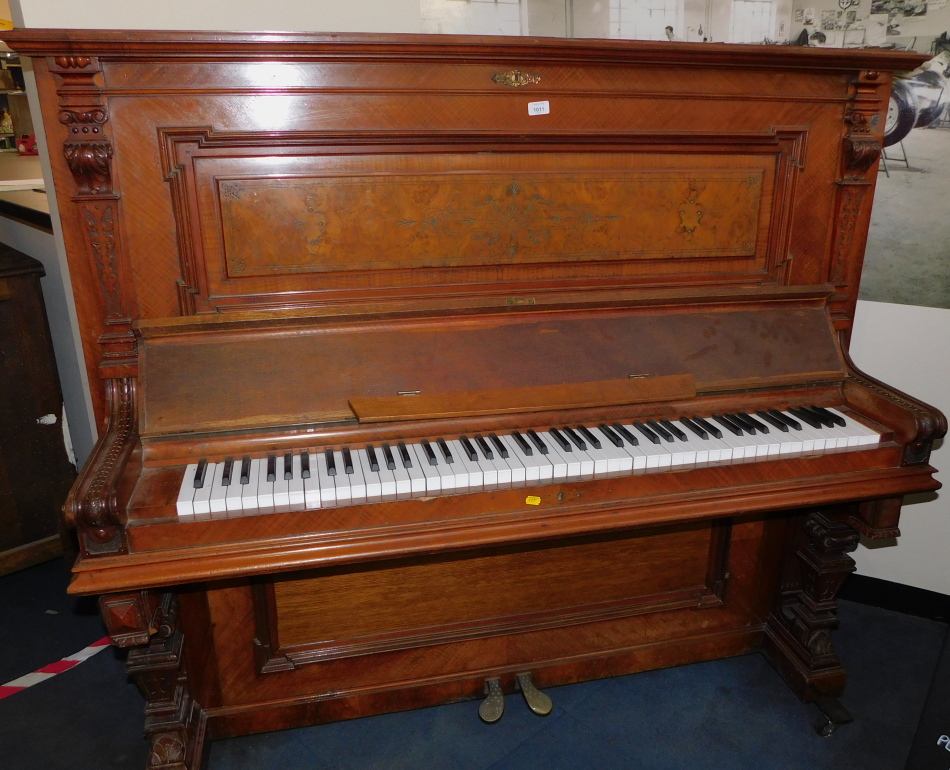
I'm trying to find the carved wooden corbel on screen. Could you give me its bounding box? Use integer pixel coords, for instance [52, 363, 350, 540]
[64, 377, 139, 555]
[101, 592, 209, 770]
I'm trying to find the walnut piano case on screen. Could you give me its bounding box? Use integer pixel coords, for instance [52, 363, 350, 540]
[2, 29, 944, 768]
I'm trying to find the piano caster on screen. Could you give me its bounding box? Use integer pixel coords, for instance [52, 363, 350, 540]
[479, 677, 505, 724]
[516, 672, 553, 717]
[813, 697, 853, 737]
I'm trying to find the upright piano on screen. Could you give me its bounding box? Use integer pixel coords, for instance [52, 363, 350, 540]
[3, 29, 944, 768]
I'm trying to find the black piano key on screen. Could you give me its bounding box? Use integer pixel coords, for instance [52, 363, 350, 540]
[382, 443, 397, 470]
[563, 427, 587, 451]
[301, 451, 311, 479]
[578, 425, 601, 449]
[659, 419, 687, 441]
[598, 423, 623, 447]
[768, 409, 802, 431]
[266, 453, 277, 482]
[692, 417, 722, 439]
[738, 412, 769, 434]
[397, 441, 412, 468]
[679, 417, 707, 440]
[549, 427, 572, 452]
[612, 423, 639, 446]
[728, 413, 757, 435]
[421, 439, 438, 466]
[459, 436, 478, 462]
[240, 456, 251, 485]
[474, 434, 494, 460]
[283, 452, 293, 480]
[342, 447, 355, 474]
[756, 411, 789, 432]
[810, 405, 847, 427]
[193, 458, 208, 489]
[365, 444, 380, 473]
[646, 420, 673, 442]
[799, 405, 835, 428]
[712, 415, 743, 436]
[221, 457, 234, 486]
[788, 407, 823, 429]
[527, 429, 549, 454]
[438, 438, 454, 463]
[489, 433, 509, 458]
[634, 422, 660, 445]
[512, 431, 533, 456]
[325, 448, 337, 476]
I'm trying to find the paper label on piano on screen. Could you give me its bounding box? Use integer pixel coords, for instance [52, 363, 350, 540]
[527, 101, 550, 116]
[525, 496, 542, 505]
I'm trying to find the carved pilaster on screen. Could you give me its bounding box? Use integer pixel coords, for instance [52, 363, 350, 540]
[763, 510, 859, 702]
[50, 53, 136, 366]
[101, 592, 209, 770]
[64, 377, 138, 555]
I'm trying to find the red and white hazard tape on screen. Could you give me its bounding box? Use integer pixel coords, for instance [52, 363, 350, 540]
[0, 636, 111, 700]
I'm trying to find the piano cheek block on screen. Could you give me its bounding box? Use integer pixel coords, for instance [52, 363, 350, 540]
[22, 27, 944, 764]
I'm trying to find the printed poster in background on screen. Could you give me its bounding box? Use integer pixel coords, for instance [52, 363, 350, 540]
[803, 7, 815, 24]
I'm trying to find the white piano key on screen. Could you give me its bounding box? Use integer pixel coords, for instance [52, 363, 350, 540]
[781, 415, 826, 452]
[575, 434, 613, 475]
[288, 454, 305, 511]
[192, 462, 216, 516]
[665, 435, 696, 467]
[411, 444, 442, 493]
[401, 445, 427, 495]
[360, 448, 384, 499]
[345, 449, 368, 502]
[208, 461, 228, 516]
[240, 459, 262, 511]
[333, 450, 352, 502]
[256, 460, 275, 513]
[303, 452, 322, 510]
[388, 451, 413, 498]
[317, 452, 337, 505]
[273, 458, 291, 512]
[508, 433, 548, 481]
[432, 446, 458, 491]
[225, 462, 245, 513]
[176, 463, 199, 517]
[488, 450, 513, 486]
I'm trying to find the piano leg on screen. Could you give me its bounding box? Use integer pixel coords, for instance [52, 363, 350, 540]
[100, 591, 210, 770]
[763, 508, 860, 705]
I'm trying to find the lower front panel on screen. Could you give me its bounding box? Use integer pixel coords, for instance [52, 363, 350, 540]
[179, 513, 786, 738]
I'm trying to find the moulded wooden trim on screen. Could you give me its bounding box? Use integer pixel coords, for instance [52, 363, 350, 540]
[0, 30, 928, 73]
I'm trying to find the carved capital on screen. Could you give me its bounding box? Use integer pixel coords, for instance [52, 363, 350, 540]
[64, 140, 113, 195]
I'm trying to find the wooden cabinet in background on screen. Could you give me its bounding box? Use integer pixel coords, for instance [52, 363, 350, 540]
[0, 243, 75, 575]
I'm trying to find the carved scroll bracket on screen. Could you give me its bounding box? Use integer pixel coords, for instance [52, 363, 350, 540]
[65, 377, 138, 555]
[101, 592, 209, 770]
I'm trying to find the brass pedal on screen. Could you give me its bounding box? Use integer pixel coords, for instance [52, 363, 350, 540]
[478, 677, 505, 724]
[515, 672, 553, 716]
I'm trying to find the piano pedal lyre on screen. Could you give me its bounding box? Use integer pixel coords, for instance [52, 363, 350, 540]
[478, 677, 505, 724]
[515, 672, 553, 716]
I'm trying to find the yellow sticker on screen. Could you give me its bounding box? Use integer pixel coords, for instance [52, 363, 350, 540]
[525, 495, 542, 506]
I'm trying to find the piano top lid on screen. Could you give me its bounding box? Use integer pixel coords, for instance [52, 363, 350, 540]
[0, 29, 929, 73]
[136, 285, 845, 438]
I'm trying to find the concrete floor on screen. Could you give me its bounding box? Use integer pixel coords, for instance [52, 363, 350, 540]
[860, 125, 950, 309]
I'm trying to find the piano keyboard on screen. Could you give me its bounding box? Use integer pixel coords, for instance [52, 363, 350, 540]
[175, 407, 881, 518]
